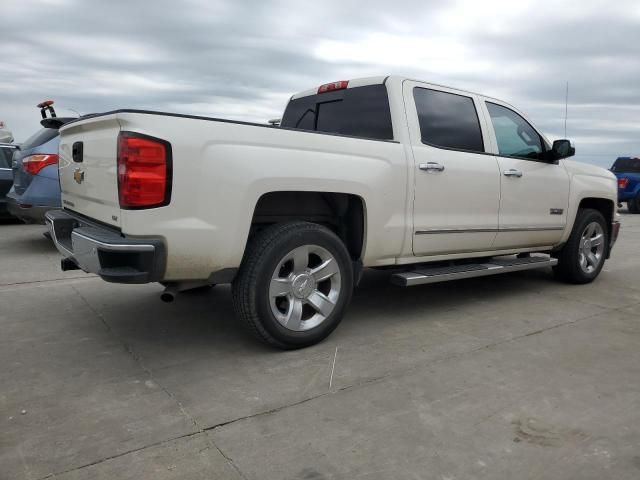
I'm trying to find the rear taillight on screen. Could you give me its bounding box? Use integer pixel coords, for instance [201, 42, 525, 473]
[618, 178, 629, 189]
[318, 81, 349, 94]
[117, 132, 171, 209]
[22, 154, 58, 175]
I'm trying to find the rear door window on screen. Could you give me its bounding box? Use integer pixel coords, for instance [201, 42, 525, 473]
[413, 88, 484, 153]
[281, 84, 394, 140]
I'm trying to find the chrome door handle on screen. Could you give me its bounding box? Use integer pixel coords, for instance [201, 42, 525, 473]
[419, 162, 445, 172]
[503, 169, 523, 178]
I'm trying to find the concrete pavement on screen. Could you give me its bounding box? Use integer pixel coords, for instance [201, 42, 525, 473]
[1, 212, 639, 479]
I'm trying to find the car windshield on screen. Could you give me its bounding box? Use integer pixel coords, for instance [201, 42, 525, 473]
[611, 157, 640, 173]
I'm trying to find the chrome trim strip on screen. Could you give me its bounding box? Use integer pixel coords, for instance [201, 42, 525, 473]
[500, 226, 565, 232]
[415, 227, 564, 235]
[71, 230, 155, 252]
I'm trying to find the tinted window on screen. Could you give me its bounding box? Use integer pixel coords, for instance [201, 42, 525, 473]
[281, 84, 394, 140]
[486, 102, 544, 160]
[413, 88, 484, 152]
[0, 147, 14, 168]
[611, 157, 640, 173]
[21, 128, 58, 150]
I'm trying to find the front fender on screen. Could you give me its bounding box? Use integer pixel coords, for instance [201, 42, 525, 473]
[560, 166, 617, 244]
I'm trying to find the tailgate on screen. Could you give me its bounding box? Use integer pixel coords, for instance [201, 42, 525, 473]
[58, 115, 121, 227]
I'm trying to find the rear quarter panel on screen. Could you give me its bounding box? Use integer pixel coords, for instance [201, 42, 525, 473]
[615, 172, 640, 200]
[115, 113, 409, 280]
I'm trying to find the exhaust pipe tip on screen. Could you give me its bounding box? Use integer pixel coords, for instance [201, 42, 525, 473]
[160, 291, 175, 303]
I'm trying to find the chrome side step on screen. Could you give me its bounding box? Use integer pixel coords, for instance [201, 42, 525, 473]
[390, 255, 558, 287]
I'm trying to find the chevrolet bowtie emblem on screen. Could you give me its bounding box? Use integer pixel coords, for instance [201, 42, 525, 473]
[73, 168, 85, 184]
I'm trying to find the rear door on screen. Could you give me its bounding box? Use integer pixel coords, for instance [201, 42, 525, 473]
[481, 100, 569, 249]
[404, 81, 501, 256]
[58, 115, 121, 227]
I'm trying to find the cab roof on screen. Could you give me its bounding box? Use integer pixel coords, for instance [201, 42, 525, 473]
[290, 75, 494, 102]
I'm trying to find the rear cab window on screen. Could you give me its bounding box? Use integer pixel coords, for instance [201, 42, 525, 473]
[611, 158, 640, 173]
[281, 84, 394, 141]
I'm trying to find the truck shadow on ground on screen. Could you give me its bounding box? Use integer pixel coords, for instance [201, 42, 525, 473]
[96, 267, 563, 358]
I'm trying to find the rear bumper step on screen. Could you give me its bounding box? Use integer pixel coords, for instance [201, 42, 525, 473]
[391, 255, 558, 287]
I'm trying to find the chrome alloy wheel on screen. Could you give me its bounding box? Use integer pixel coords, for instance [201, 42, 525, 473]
[579, 221, 605, 274]
[269, 245, 342, 331]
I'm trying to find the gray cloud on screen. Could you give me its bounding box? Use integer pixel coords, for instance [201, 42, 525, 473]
[1, 0, 639, 167]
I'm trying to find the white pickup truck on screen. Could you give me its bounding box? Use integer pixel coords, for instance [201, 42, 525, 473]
[47, 75, 620, 349]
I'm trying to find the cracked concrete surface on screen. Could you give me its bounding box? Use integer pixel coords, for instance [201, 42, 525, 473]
[1, 211, 639, 480]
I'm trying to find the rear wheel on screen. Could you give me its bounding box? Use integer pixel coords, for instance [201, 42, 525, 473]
[232, 222, 353, 349]
[627, 195, 640, 214]
[553, 208, 608, 284]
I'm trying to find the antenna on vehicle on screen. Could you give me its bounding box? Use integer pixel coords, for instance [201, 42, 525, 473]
[564, 81, 569, 138]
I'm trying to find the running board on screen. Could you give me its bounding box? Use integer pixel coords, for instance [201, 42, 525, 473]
[390, 255, 558, 287]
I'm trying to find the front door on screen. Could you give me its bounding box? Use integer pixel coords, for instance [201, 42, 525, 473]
[405, 81, 501, 256]
[482, 101, 570, 249]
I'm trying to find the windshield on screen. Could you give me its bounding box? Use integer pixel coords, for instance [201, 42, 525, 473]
[611, 157, 640, 173]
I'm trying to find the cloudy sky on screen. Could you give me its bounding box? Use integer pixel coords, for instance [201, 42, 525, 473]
[1, 0, 639, 167]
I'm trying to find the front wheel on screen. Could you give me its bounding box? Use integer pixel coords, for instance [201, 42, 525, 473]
[232, 222, 354, 349]
[553, 208, 608, 284]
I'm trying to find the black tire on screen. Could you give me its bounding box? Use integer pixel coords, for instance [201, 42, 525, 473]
[232, 221, 354, 349]
[627, 196, 640, 214]
[553, 208, 608, 284]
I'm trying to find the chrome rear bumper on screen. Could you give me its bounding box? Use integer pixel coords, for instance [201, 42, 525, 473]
[45, 210, 166, 283]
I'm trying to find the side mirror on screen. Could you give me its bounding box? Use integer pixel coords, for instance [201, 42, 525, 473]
[551, 139, 575, 160]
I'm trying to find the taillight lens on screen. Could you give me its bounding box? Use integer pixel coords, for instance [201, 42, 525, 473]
[22, 154, 58, 175]
[117, 132, 171, 209]
[618, 178, 629, 189]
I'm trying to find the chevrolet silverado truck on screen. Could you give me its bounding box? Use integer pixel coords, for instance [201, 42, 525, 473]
[47, 76, 620, 349]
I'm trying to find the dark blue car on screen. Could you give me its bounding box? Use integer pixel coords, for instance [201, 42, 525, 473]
[611, 157, 640, 213]
[6, 115, 74, 224]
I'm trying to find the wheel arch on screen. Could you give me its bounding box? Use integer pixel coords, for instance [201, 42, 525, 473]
[575, 197, 616, 257]
[248, 191, 368, 263]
